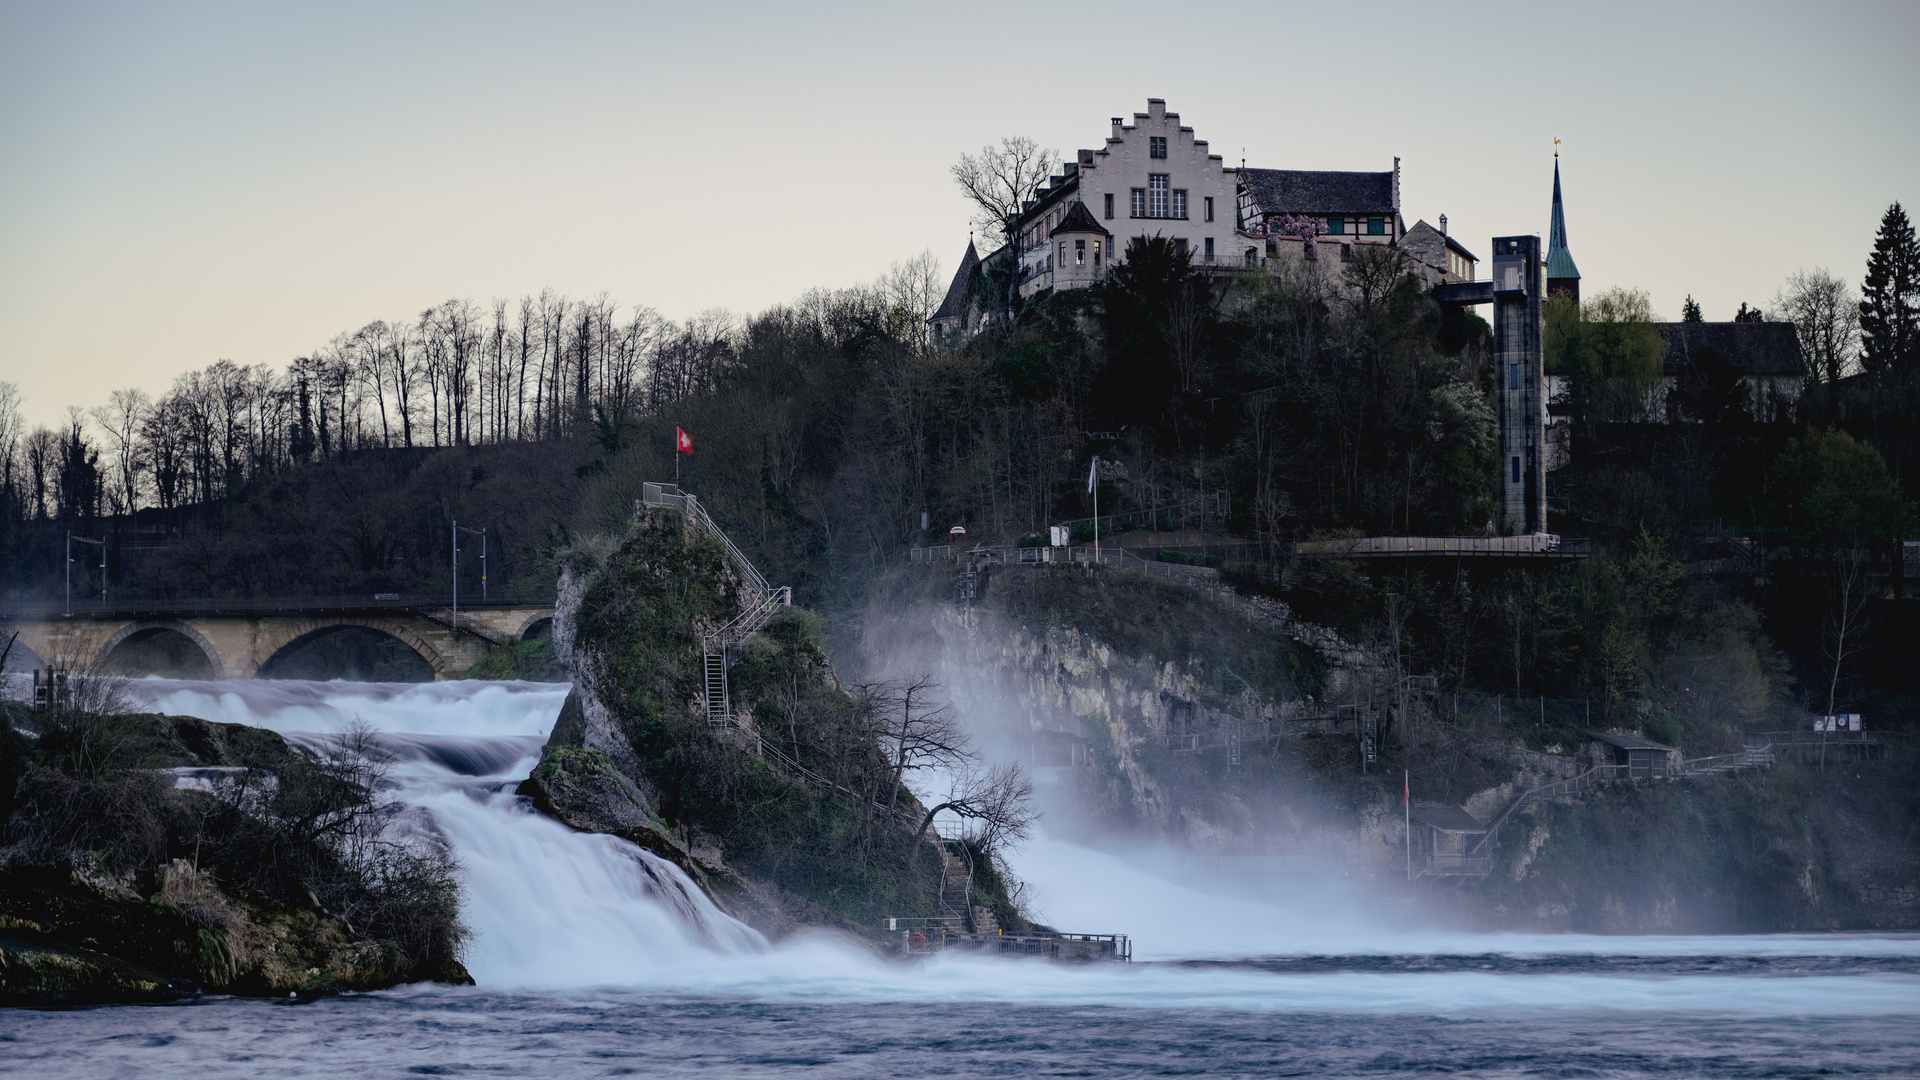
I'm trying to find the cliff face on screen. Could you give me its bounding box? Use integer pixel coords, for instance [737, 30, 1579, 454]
[847, 564, 1920, 933]
[1467, 759, 1920, 933]
[851, 564, 1406, 861]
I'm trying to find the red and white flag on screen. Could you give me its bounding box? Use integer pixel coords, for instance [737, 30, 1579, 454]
[676, 427, 693, 455]
[1403, 770, 1409, 808]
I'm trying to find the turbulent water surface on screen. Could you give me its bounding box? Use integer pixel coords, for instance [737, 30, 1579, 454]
[3, 678, 1916, 1078]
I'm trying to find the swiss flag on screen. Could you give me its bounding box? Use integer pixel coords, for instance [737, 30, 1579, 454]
[676, 427, 693, 454]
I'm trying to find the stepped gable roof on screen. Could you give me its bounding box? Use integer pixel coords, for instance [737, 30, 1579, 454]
[1546, 161, 1581, 282]
[1242, 168, 1395, 215]
[930, 240, 980, 323]
[1049, 200, 1112, 238]
[1410, 804, 1486, 832]
[1586, 731, 1675, 751]
[1658, 322, 1804, 378]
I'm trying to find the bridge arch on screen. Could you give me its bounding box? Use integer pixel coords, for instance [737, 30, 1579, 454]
[254, 617, 449, 681]
[98, 619, 225, 679]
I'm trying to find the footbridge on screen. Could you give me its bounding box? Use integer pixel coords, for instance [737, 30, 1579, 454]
[0, 595, 554, 681]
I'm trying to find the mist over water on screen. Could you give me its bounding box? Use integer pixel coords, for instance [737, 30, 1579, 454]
[9, 677, 1905, 1076]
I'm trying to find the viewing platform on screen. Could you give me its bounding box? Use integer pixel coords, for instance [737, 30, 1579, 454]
[1289, 535, 1591, 561]
[885, 920, 1131, 961]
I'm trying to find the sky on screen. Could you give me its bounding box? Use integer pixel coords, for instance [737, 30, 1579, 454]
[1, 0, 1914, 429]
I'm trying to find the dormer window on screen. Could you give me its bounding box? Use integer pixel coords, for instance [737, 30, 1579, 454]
[1150, 136, 1167, 159]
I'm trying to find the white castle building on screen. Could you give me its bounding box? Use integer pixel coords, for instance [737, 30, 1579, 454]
[931, 98, 1477, 344]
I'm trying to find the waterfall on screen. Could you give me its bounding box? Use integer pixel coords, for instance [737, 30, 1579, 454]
[126, 677, 765, 989]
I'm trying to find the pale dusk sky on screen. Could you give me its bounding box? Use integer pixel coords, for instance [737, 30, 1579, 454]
[2, 0, 1914, 428]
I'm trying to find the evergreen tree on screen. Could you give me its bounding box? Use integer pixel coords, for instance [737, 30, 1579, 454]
[1681, 295, 1702, 322]
[1733, 302, 1764, 323]
[1859, 201, 1919, 372]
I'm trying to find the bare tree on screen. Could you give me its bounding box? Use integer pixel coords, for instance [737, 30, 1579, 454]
[950, 136, 1057, 251]
[1775, 267, 1861, 386]
[89, 388, 150, 516]
[877, 250, 944, 347]
[907, 761, 1037, 869]
[868, 674, 971, 815]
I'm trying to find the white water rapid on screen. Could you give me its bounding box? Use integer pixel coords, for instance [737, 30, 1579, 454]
[127, 677, 765, 988]
[118, 676, 1920, 1017]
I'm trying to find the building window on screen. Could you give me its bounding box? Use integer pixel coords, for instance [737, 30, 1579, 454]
[1106, 238, 1114, 260]
[1204, 196, 1214, 222]
[1368, 217, 1386, 235]
[1245, 247, 1258, 267]
[1094, 241, 1102, 267]
[1075, 239, 1086, 267]
[1509, 364, 1519, 389]
[1131, 188, 1146, 217]
[1511, 456, 1521, 484]
[1104, 193, 1113, 220]
[1172, 189, 1187, 219]
[1327, 217, 1345, 235]
[1340, 243, 1352, 262]
[1150, 136, 1167, 159]
[1204, 237, 1214, 262]
[1058, 241, 1065, 268]
[1149, 174, 1168, 217]
[1174, 238, 1187, 258]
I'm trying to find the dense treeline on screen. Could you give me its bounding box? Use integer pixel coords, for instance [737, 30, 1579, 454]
[3, 204, 1917, 730]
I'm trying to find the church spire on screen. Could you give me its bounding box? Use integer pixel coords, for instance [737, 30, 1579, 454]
[1545, 157, 1581, 301]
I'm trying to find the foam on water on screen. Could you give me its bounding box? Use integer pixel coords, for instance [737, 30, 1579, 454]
[121, 677, 1920, 1013]
[126, 677, 765, 989]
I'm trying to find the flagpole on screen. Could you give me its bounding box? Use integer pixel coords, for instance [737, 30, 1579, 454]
[1092, 458, 1099, 565]
[1405, 769, 1411, 882]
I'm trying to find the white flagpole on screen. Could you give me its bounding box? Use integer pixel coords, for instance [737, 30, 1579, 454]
[1405, 769, 1411, 882]
[1090, 457, 1099, 565]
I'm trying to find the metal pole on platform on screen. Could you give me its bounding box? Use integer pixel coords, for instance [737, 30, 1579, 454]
[1405, 769, 1412, 882]
[451, 519, 458, 623]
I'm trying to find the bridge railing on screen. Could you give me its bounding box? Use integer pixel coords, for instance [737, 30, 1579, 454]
[0, 594, 551, 620]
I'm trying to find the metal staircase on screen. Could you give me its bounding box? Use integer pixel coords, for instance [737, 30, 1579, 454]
[699, 586, 790, 726]
[639, 483, 791, 729]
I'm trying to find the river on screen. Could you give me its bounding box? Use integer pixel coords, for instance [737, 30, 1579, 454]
[3, 678, 1916, 1078]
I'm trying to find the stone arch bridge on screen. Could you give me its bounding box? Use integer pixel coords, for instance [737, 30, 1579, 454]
[1, 597, 554, 681]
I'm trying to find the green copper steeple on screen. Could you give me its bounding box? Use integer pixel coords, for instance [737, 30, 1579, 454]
[1545, 160, 1580, 293]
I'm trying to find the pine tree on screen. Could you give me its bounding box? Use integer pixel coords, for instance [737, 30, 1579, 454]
[1681, 295, 1702, 322]
[1859, 202, 1919, 372]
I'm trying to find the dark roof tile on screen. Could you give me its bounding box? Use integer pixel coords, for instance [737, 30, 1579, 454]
[930, 241, 980, 323]
[1049, 200, 1112, 237]
[1242, 168, 1395, 215]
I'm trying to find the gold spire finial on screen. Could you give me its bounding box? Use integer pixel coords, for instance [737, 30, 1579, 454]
[1554, 137, 1561, 159]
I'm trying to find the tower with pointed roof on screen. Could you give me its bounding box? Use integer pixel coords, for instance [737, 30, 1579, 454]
[1546, 159, 1580, 301]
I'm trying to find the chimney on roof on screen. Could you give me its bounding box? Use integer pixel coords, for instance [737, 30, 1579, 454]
[1439, 214, 1448, 236]
[1111, 117, 1122, 127]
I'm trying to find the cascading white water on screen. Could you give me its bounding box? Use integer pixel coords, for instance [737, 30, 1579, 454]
[117, 676, 1920, 1016]
[126, 677, 765, 988]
